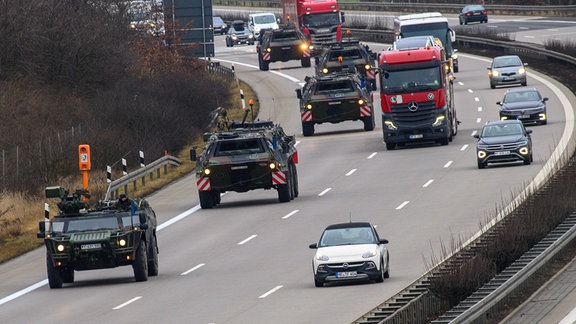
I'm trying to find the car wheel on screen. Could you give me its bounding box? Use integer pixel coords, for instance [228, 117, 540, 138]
[490, 82, 496, 89]
[478, 160, 486, 169]
[522, 80, 527, 86]
[46, 253, 63, 289]
[384, 254, 390, 279]
[541, 120, 548, 125]
[61, 267, 74, 283]
[147, 234, 159, 277]
[439, 137, 449, 146]
[459, 18, 463, 25]
[375, 258, 385, 283]
[314, 278, 324, 287]
[199, 191, 214, 209]
[385, 142, 396, 151]
[133, 240, 148, 282]
[302, 122, 314, 137]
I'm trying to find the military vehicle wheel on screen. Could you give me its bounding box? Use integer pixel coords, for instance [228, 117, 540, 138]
[301, 57, 311, 68]
[363, 116, 375, 131]
[385, 142, 396, 150]
[212, 191, 221, 205]
[61, 267, 74, 283]
[199, 191, 214, 209]
[133, 240, 148, 282]
[147, 234, 159, 277]
[291, 163, 299, 198]
[46, 254, 63, 289]
[302, 122, 314, 137]
[261, 60, 269, 71]
[277, 171, 292, 203]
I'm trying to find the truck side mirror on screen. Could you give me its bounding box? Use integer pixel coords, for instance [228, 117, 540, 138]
[296, 89, 302, 99]
[340, 12, 345, 23]
[190, 148, 197, 161]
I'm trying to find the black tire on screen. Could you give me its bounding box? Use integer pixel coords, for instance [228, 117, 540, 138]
[277, 171, 291, 203]
[524, 157, 532, 165]
[147, 234, 159, 277]
[199, 191, 214, 209]
[61, 267, 74, 283]
[291, 163, 299, 198]
[384, 254, 390, 279]
[301, 57, 311, 68]
[541, 120, 547, 125]
[439, 136, 449, 146]
[522, 80, 527, 86]
[451, 110, 458, 137]
[363, 115, 375, 131]
[453, 64, 459, 73]
[372, 80, 377, 91]
[375, 258, 385, 283]
[212, 191, 221, 205]
[133, 240, 148, 282]
[385, 142, 396, 150]
[314, 278, 324, 287]
[302, 122, 314, 137]
[47, 254, 63, 289]
[478, 160, 486, 169]
[459, 18, 463, 25]
[258, 55, 265, 71]
[490, 82, 496, 89]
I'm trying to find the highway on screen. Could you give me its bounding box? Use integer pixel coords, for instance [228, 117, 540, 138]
[1, 16, 575, 324]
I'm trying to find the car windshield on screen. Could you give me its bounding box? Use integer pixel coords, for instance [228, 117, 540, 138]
[320, 227, 376, 247]
[504, 91, 541, 103]
[214, 139, 265, 156]
[51, 214, 140, 233]
[213, 17, 224, 25]
[254, 15, 276, 24]
[493, 57, 522, 68]
[302, 11, 340, 28]
[481, 124, 524, 137]
[316, 80, 354, 93]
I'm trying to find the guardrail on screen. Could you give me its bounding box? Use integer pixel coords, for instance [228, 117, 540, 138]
[206, 60, 235, 80]
[106, 155, 182, 200]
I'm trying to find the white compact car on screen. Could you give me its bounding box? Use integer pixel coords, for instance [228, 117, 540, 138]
[309, 222, 390, 287]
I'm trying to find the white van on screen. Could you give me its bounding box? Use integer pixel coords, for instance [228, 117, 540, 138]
[248, 12, 279, 38]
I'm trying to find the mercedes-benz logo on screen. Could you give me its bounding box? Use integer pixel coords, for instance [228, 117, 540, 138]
[408, 101, 418, 112]
[342, 263, 349, 269]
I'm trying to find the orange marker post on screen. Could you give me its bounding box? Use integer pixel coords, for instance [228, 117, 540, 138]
[78, 145, 91, 191]
[249, 99, 254, 123]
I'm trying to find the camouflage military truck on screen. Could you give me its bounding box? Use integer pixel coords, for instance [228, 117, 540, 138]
[316, 40, 378, 91]
[191, 121, 299, 209]
[256, 26, 312, 71]
[296, 71, 375, 136]
[37, 187, 159, 289]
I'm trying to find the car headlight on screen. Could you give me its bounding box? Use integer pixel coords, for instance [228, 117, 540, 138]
[231, 36, 238, 40]
[384, 120, 397, 130]
[491, 70, 500, 77]
[432, 115, 445, 127]
[452, 53, 458, 60]
[316, 254, 329, 261]
[501, 116, 508, 120]
[321, 68, 328, 74]
[518, 67, 526, 74]
[477, 150, 487, 159]
[362, 249, 377, 258]
[255, 26, 261, 32]
[519, 147, 529, 155]
[248, 34, 254, 39]
[222, 23, 227, 29]
[539, 113, 546, 120]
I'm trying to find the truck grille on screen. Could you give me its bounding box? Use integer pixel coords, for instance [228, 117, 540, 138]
[391, 101, 437, 125]
[71, 231, 110, 242]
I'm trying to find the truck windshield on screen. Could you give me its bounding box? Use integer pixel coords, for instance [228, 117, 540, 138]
[302, 12, 340, 28]
[51, 214, 141, 233]
[214, 139, 265, 156]
[316, 81, 354, 93]
[381, 67, 441, 94]
[400, 22, 453, 53]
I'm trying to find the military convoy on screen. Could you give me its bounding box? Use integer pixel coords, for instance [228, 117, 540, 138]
[191, 121, 299, 208]
[37, 187, 159, 288]
[257, 25, 312, 71]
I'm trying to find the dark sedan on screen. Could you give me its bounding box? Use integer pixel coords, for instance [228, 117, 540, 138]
[225, 21, 254, 47]
[474, 120, 533, 169]
[498, 87, 548, 125]
[459, 5, 488, 25]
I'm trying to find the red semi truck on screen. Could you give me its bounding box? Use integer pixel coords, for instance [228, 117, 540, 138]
[281, 0, 345, 55]
[378, 45, 458, 150]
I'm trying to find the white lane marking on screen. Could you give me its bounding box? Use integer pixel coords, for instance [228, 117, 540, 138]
[259, 285, 283, 298]
[478, 106, 483, 112]
[282, 210, 299, 220]
[0, 280, 47, 306]
[476, 118, 482, 123]
[346, 169, 357, 176]
[444, 161, 453, 168]
[518, 26, 529, 30]
[295, 140, 301, 147]
[157, 205, 202, 230]
[113, 296, 142, 310]
[468, 89, 473, 93]
[471, 130, 478, 137]
[396, 201, 409, 210]
[238, 235, 258, 245]
[423, 179, 434, 188]
[181, 263, 205, 276]
[318, 188, 332, 196]
[461, 144, 469, 151]
[214, 58, 301, 83]
[458, 81, 464, 86]
[474, 97, 480, 102]
[524, 35, 535, 39]
[368, 152, 377, 159]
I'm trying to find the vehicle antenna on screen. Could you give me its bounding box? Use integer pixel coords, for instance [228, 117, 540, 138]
[349, 212, 352, 223]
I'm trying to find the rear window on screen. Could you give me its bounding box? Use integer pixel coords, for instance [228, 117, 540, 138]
[214, 139, 265, 156]
[316, 81, 354, 93]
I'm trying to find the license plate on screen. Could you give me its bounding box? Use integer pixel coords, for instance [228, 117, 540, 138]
[494, 151, 511, 156]
[281, 47, 291, 50]
[81, 243, 102, 250]
[409, 134, 424, 139]
[519, 114, 530, 119]
[328, 101, 341, 105]
[231, 166, 248, 170]
[336, 271, 357, 278]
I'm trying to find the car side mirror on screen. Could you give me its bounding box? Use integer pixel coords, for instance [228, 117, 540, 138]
[496, 101, 502, 105]
[473, 134, 480, 139]
[526, 129, 533, 134]
[524, 62, 528, 66]
[379, 238, 389, 244]
[309, 243, 318, 249]
[296, 89, 302, 99]
[543, 97, 549, 102]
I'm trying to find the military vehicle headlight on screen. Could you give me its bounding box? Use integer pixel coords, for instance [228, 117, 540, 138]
[203, 168, 211, 175]
[432, 115, 445, 127]
[57, 244, 65, 252]
[478, 150, 487, 158]
[306, 103, 313, 110]
[300, 43, 308, 50]
[321, 68, 328, 74]
[384, 120, 397, 130]
[358, 99, 365, 105]
[266, 48, 272, 53]
[518, 67, 526, 74]
[130, 24, 136, 29]
[519, 147, 529, 155]
[119, 239, 127, 247]
[452, 53, 458, 59]
[364, 64, 371, 70]
[269, 162, 276, 169]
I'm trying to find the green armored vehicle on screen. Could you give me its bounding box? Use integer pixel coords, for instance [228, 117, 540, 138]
[191, 121, 299, 209]
[37, 187, 159, 289]
[257, 26, 312, 71]
[296, 71, 375, 136]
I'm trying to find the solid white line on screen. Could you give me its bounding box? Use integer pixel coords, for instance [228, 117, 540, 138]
[157, 205, 202, 231]
[238, 235, 258, 245]
[367, 152, 377, 159]
[181, 263, 205, 276]
[560, 307, 576, 324]
[0, 280, 47, 306]
[461, 144, 469, 151]
[318, 188, 332, 196]
[423, 179, 434, 188]
[282, 210, 299, 220]
[444, 161, 453, 168]
[396, 201, 410, 210]
[259, 285, 283, 298]
[214, 58, 301, 83]
[346, 169, 357, 176]
[113, 296, 142, 310]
